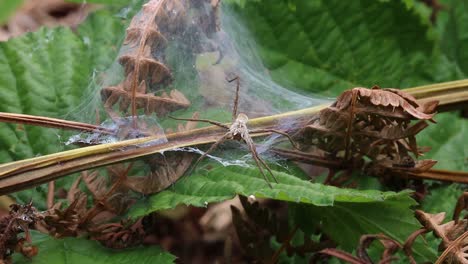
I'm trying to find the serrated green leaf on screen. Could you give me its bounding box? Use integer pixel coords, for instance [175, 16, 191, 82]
[129, 166, 411, 218]
[0, 9, 128, 208]
[225, 0, 435, 96]
[13, 231, 176, 264]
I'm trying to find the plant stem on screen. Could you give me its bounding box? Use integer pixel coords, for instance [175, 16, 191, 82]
[0, 80, 467, 194]
[0, 112, 114, 134]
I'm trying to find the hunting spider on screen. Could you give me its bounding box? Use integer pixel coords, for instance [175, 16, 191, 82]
[171, 77, 297, 187]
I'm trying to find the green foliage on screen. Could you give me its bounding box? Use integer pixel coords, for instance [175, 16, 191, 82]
[130, 166, 413, 217]
[439, 0, 468, 74]
[0, 0, 466, 262]
[422, 184, 464, 216]
[13, 231, 176, 264]
[0, 9, 128, 208]
[418, 112, 467, 171]
[290, 197, 438, 261]
[225, 0, 435, 96]
[0, 0, 23, 24]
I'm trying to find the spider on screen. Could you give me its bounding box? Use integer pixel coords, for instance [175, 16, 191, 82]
[171, 76, 298, 187]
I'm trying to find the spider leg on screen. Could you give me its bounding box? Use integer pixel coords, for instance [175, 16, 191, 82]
[243, 133, 277, 187]
[250, 128, 299, 149]
[227, 76, 240, 119]
[255, 149, 278, 184]
[169, 116, 229, 129]
[189, 132, 232, 174]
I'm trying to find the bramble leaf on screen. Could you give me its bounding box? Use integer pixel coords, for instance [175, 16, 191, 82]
[225, 0, 435, 96]
[290, 197, 438, 261]
[130, 166, 413, 217]
[13, 231, 176, 264]
[0, 9, 130, 208]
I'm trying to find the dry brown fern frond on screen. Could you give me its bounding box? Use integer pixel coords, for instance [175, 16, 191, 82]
[0, 202, 41, 263]
[123, 112, 199, 194]
[40, 167, 136, 237]
[88, 219, 146, 249]
[401, 192, 468, 264]
[294, 86, 438, 181]
[414, 210, 468, 264]
[101, 0, 191, 121]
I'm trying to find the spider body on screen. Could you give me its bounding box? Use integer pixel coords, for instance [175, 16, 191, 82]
[229, 113, 249, 141]
[171, 77, 297, 187]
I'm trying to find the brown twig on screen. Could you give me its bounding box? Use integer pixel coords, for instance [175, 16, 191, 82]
[47, 181, 55, 209]
[403, 228, 429, 264]
[0, 112, 113, 134]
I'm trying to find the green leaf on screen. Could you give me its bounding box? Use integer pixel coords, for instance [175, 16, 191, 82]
[422, 184, 464, 216]
[13, 231, 176, 264]
[0, 0, 23, 24]
[417, 112, 468, 171]
[290, 196, 438, 262]
[439, 0, 468, 75]
[225, 0, 467, 173]
[225, 0, 435, 96]
[129, 166, 412, 217]
[0, 9, 128, 208]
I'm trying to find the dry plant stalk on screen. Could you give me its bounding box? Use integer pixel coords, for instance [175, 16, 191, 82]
[101, 0, 190, 122]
